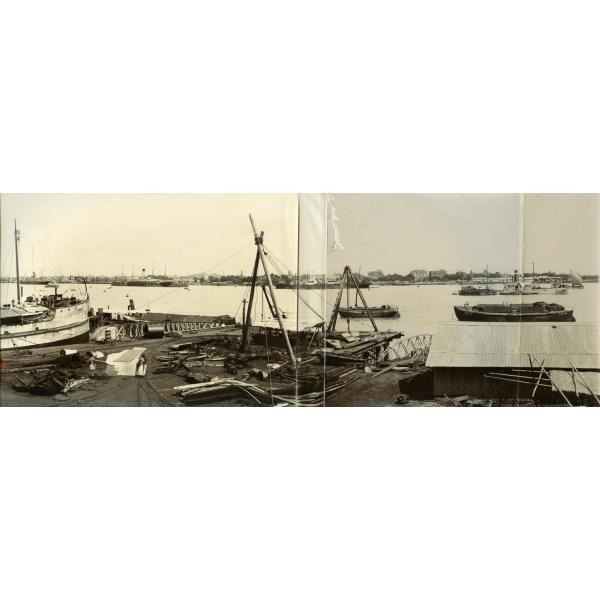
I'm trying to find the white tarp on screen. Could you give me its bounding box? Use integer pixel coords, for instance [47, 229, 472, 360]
[105, 347, 147, 376]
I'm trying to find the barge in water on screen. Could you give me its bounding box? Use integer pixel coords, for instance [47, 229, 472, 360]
[338, 305, 400, 318]
[454, 301, 575, 322]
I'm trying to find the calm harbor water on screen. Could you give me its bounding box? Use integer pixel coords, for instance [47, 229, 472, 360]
[2, 282, 599, 339]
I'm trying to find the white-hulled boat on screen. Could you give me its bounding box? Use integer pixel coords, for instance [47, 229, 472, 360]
[1, 222, 90, 350]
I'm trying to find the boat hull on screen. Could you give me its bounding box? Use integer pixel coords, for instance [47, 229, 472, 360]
[454, 305, 575, 322]
[456, 288, 498, 296]
[499, 291, 539, 296]
[338, 307, 400, 318]
[1, 302, 90, 350]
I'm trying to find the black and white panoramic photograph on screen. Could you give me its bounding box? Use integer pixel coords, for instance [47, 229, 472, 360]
[2, 2, 600, 600]
[2, 193, 598, 407]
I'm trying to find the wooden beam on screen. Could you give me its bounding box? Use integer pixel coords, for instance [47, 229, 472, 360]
[240, 247, 260, 352]
[568, 360, 600, 405]
[249, 215, 296, 369]
[347, 268, 378, 332]
[327, 267, 348, 333]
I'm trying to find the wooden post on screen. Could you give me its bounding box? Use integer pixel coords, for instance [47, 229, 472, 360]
[261, 285, 277, 319]
[530, 356, 545, 400]
[240, 248, 260, 352]
[348, 268, 378, 331]
[249, 214, 296, 370]
[346, 275, 350, 309]
[568, 360, 600, 405]
[327, 267, 348, 333]
[531, 355, 572, 406]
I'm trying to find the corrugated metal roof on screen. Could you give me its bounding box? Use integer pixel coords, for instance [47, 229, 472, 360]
[548, 370, 600, 397]
[426, 322, 600, 369]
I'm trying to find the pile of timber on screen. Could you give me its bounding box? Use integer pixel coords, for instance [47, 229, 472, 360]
[317, 331, 404, 366]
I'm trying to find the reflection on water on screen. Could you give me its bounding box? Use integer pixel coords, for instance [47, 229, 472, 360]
[2, 282, 599, 339]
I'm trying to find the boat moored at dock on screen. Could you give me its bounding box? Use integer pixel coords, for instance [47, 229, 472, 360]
[1, 222, 90, 350]
[1, 293, 90, 350]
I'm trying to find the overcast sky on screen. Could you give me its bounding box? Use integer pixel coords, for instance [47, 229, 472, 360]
[1, 194, 299, 277]
[2, 193, 598, 277]
[325, 193, 600, 275]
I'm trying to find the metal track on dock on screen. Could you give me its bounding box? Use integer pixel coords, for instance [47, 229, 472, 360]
[91, 320, 229, 341]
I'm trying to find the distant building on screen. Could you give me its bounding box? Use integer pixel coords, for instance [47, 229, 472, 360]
[368, 269, 384, 280]
[410, 269, 428, 281]
[428, 269, 447, 281]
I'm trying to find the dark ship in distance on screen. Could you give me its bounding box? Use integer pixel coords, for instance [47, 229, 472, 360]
[454, 301, 575, 322]
[455, 285, 498, 296]
[454, 266, 498, 296]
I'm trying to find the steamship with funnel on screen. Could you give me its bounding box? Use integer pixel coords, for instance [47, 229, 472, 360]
[1, 222, 90, 350]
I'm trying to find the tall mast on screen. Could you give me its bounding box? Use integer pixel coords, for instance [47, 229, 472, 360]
[240, 243, 261, 353]
[14, 220, 21, 303]
[249, 214, 297, 369]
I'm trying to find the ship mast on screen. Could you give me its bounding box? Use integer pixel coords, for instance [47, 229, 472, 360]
[14, 220, 21, 303]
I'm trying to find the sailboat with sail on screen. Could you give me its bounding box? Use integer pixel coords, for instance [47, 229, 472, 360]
[570, 271, 585, 289]
[1, 221, 90, 350]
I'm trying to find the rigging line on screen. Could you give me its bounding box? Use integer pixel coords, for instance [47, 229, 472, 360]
[142, 285, 187, 309]
[264, 253, 286, 278]
[263, 253, 325, 321]
[260, 247, 326, 323]
[303, 286, 336, 308]
[264, 243, 335, 308]
[199, 242, 253, 276]
[262, 245, 291, 274]
[295, 290, 324, 321]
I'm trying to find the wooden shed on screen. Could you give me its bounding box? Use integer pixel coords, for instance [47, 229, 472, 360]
[426, 323, 600, 400]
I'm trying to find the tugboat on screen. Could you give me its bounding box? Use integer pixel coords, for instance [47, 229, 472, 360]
[0, 222, 90, 350]
[454, 266, 498, 296]
[455, 284, 498, 296]
[499, 269, 538, 295]
[499, 281, 538, 295]
[454, 301, 575, 322]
